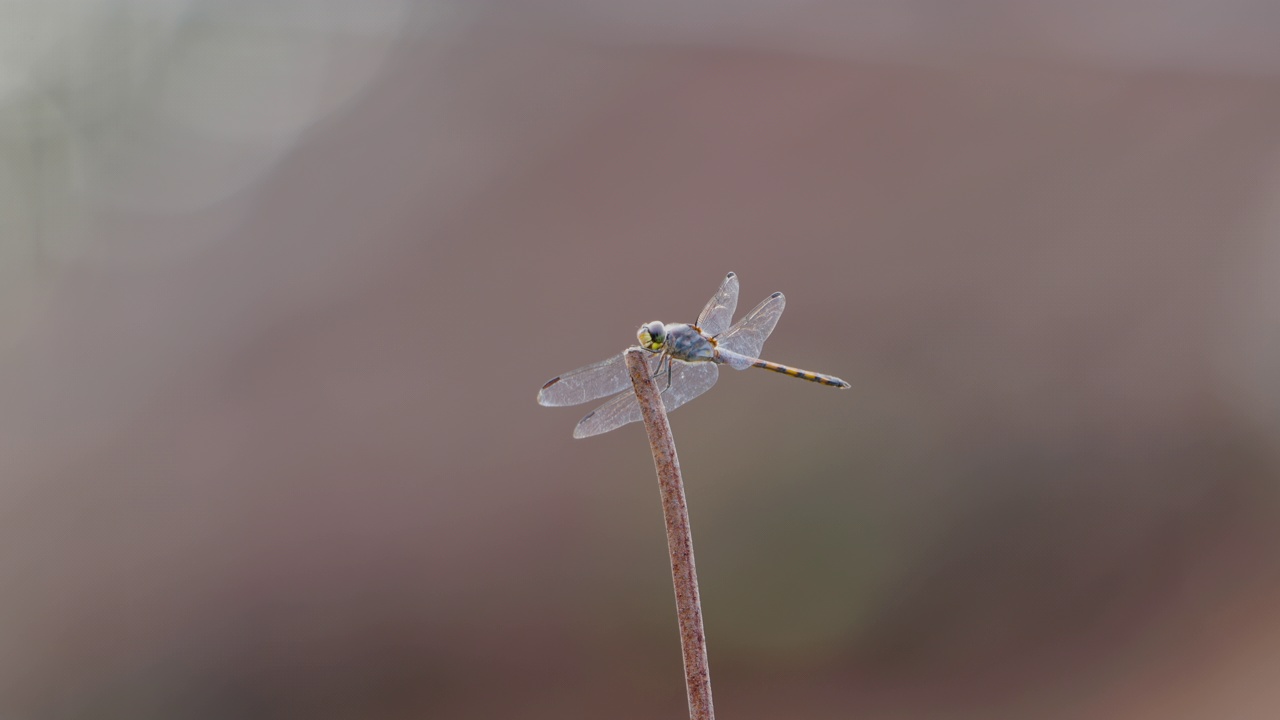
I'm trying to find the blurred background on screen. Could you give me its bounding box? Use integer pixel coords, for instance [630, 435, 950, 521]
[2, 2, 1280, 718]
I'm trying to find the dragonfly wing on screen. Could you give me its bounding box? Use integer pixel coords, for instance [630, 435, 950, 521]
[538, 353, 629, 406]
[717, 292, 785, 360]
[696, 272, 739, 338]
[573, 390, 642, 438]
[571, 359, 718, 438]
[540, 352, 668, 407]
[662, 360, 719, 412]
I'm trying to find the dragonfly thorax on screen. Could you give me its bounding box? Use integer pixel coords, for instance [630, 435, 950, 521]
[658, 323, 717, 363]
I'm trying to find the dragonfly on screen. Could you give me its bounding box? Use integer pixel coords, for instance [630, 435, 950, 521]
[537, 272, 850, 438]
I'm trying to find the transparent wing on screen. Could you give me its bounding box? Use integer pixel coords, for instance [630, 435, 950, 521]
[538, 353, 623, 406]
[696, 272, 739, 338]
[541, 352, 665, 407]
[717, 292, 785, 360]
[573, 390, 641, 438]
[661, 361, 719, 412]
[573, 360, 719, 438]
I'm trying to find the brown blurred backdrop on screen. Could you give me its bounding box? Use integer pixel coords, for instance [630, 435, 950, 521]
[2, 2, 1280, 718]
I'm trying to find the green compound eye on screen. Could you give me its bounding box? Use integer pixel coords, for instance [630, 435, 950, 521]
[637, 321, 665, 350]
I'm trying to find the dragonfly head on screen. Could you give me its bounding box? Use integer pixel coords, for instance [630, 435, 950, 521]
[637, 321, 666, 351]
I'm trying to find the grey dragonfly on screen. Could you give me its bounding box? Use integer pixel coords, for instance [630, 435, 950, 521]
[537, 272, 850, 438]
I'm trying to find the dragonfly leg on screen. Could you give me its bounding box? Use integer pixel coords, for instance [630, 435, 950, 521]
[647, 353, 674, 394]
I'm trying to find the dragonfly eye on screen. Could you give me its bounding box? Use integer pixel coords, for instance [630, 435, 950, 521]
[637, 321, 665, 350]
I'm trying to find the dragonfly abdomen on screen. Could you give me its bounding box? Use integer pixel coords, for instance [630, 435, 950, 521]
[750, 359, 851, 388]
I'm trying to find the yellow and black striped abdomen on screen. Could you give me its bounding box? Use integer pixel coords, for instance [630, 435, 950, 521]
[752, 360, 851, 388]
